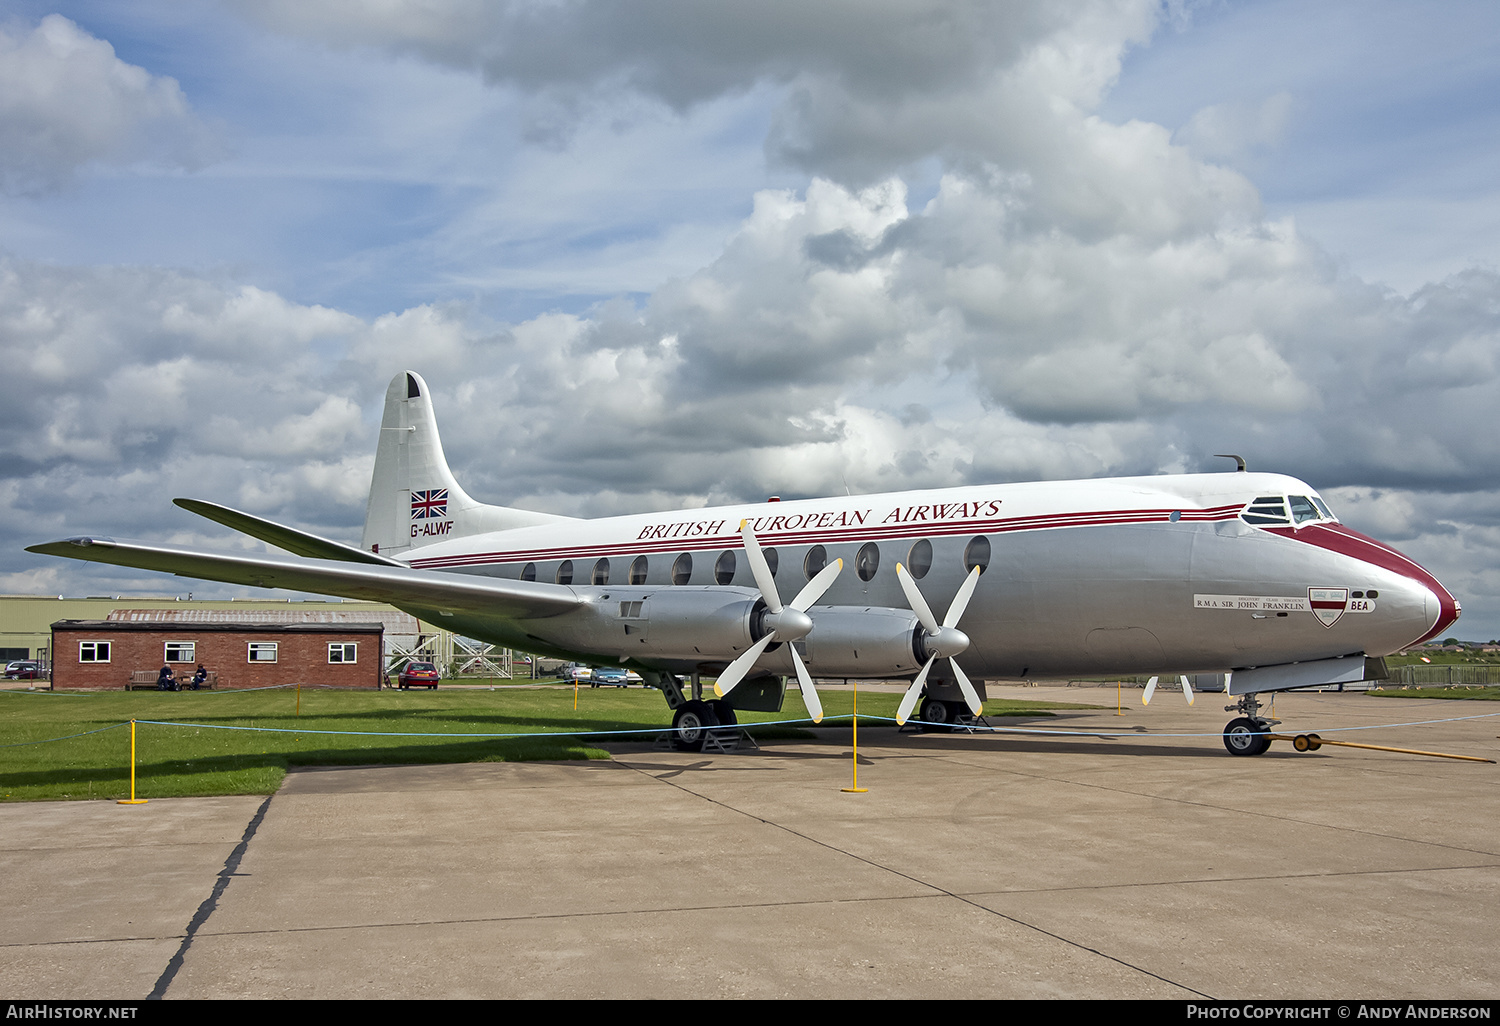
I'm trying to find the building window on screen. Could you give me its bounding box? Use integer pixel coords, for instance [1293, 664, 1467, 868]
[248, 642, 278, 663]
[79, 641, 110, 663]
[165, 642, 196, 663]
[329, 643, 357, 664]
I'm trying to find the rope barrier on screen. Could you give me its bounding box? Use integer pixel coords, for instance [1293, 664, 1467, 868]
[4, 706, 1496, 747]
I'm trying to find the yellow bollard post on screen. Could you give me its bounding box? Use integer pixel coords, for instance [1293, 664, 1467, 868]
[841, 682, 868, 793]
[573, 677, 578, 711]
[118, 720, 148, 805]
[1116, 679, 1125, 715]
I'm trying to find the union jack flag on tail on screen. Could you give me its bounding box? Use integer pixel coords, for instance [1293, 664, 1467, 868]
[411, 489, 448, 520]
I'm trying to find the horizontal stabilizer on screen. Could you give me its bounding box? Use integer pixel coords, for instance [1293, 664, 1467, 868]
[25, 537, 583, 621]
[175, 498, 404, 567]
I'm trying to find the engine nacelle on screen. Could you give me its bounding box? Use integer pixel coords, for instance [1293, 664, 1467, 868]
[534, 590, 924, 679]
[760, 605, 923, 679]
[536, 586, 762, 664]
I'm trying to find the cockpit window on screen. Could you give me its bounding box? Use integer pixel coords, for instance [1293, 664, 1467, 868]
[1241, 496, 1290, 525]
[1288, 495, 1321, 524]
[1310, 495, 1336, 521]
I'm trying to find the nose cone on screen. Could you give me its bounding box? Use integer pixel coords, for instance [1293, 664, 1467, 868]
[1277, 522, 1460, 647]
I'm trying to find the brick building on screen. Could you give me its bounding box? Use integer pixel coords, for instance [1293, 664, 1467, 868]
[50, 620, 384, 689]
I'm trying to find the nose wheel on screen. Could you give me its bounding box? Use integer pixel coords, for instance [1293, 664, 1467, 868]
[1223, 717, 1271, 756]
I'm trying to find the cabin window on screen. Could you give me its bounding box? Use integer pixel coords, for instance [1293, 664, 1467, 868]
[165, 642, 195, 663]
[906, 539, 933, 579]
[763, 547, 779, 577]
[671, 552, 692, 585]
[592, 558, 611, 586]
[964, 536, 991, 575]
[856, 542, 880, 582]
[79, 641, 110, 663]
[629, 555, 648, 585]
[804, 545, 828, 580]
[521, 563, 536, 582]
[556, 560, 574, 585]
[715, 550, 736, 585]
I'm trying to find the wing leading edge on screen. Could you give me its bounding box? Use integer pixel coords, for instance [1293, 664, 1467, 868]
[24, 537, 583, 621]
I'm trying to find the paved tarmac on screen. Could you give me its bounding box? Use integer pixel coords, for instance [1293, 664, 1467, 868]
[3, 687, 1498, 1000]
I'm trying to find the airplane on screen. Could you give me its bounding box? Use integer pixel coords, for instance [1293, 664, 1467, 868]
[28, 371, 1460, 756]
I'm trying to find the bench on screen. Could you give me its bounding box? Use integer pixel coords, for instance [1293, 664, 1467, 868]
[127, 670, 217, 690]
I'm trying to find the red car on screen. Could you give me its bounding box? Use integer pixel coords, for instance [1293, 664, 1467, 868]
[4, 660, 44, 680]
[397, 661, 440, 689]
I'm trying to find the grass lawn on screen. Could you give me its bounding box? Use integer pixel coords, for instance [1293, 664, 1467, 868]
[1367, 685, 1500, 701]
[0, 683, 1068, 803]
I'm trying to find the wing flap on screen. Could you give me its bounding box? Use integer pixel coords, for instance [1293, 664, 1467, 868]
[26, 537, 582, 620]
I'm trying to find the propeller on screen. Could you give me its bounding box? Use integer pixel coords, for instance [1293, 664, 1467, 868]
[713, 521, 843, 723]
[1142, 675, 1195, 706]
[894, 563, 983, 725]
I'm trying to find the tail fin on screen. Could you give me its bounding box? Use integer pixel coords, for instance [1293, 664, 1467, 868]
[361, 371, 575, 557]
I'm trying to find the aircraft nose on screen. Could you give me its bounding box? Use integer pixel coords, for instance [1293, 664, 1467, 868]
[1301, 523, 1460, 646]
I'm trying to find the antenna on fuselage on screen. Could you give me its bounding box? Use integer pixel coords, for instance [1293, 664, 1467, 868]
[1213, 454, 1247, 472]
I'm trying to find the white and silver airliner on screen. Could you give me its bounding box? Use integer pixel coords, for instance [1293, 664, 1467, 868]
[30, 371, 1460, 755]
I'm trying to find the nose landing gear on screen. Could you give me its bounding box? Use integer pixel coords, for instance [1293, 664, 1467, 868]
[1223, 692, 1279, 757]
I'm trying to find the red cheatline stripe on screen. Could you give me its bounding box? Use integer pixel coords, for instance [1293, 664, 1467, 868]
[407, 504, 1245, 570]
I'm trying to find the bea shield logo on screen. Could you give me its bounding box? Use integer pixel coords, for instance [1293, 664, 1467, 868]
[1308, 587, 1350, 628]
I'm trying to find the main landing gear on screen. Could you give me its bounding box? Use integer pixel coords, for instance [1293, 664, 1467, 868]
[670, 699, 737, 752]
[1222, 692, 1279, 756]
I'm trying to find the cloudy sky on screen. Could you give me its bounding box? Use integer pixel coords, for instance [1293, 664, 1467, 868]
[3, 1, 1498, 638]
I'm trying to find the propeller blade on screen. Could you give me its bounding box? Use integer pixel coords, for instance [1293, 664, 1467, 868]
[951, 659, 982, 716]
[943, 565, 982, 628]
[895, 563, 939, 634]
[1179, 674, 1194, 706]
[739, 520, 782, 613]
[789, 556, 843, 611]
[789, 644, 823, 724]
[896, 656, 935, 725]
[1142, 675, 1158, 706]
[712, 633, 774, 698]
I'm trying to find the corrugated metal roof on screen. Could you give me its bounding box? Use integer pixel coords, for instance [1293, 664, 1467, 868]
[107, 608, 421, 632]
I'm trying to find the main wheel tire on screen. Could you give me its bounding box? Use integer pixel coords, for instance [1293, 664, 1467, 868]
[672, 700, 720, 752]
[1223, 717, 1271, 756]
[919, 697, 954, 733]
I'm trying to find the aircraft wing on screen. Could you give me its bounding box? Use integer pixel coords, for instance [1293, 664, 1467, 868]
[173, 498, 404, 566]
[25, 537, 583, 620]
